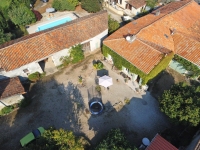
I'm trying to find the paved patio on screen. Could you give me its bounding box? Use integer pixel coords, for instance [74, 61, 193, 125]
[0, 50, 170, 149]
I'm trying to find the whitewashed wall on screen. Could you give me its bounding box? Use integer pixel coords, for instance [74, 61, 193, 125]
[0, 62, 43, 80]
[82, 29, 108, 51]
[52, 48, 70, 66]
[0, 29, 108, 80]
[0, 95, 24, 110]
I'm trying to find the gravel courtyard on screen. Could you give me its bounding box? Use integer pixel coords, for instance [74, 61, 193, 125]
[0, 50, 170, 149]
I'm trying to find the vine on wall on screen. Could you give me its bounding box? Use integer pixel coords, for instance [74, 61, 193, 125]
[102, 45, 174, 84]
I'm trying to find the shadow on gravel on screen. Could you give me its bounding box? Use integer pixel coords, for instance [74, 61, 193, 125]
[0, 77, 86, 149]
[87, 93, 170, 148]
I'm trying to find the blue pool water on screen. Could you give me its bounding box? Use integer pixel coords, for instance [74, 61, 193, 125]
[37, 17, 72, 31]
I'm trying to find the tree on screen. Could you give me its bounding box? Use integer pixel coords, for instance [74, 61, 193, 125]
[0, 29, 12, 44]
[0, 12, 8, 30]
[145, 0, 158, 9]
[23, 127, 88, 150]
[70, 44, 84, 63]
[13, 0, 32, 7]
[81, 0, 101, 13]
[160, 82, 200, 126]
[95, 129, 133, 150]
[52, 0, 79, 11]
[8, 4, 36, 26]
[108, 15, 120, 34]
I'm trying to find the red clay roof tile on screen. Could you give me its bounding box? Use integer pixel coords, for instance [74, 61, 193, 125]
[0, 11, 108, 71]
[104, 0, 200, 73]
[146, 134, 178, 150]
[0, 77, 25, 100]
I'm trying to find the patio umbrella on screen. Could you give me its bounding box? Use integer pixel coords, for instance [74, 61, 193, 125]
[99, 75, 113, 88]
[97, 69, 108, 77]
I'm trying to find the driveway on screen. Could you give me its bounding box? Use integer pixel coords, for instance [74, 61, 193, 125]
[0, 50, 169, 149]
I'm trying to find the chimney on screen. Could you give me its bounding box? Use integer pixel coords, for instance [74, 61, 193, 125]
[126, 35, 136, 43]
[171, 28, 176, 35]
[155, 10, 160, 16]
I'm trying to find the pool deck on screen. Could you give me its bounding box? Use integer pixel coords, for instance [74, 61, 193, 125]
[27, 11, 88, 34]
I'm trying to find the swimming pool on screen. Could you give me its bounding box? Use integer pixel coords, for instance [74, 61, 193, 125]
[37, 17, 72, 31]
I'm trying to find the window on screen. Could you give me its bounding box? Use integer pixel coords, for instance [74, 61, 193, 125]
[23, 69, 30, 75]
[23, 69, 29, 73]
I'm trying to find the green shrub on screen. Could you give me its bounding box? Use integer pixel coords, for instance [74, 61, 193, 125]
[60, 56, 71, 67]
[78, 76, 83, 83]
[70, 44, 84, 63]
[53, 0, 78, 11]
[93, 61, 104, 70]
[8, 4, 36, 26]
[124, 97, 130, 104]
[102, 45, 174, 84]
[81, 0, 101, 13]
[95, 129, 132, 150]
[18, 98, 31, 108]
[95, 85, 101, 92]
[108, 15, 120, 34]
[0, 106, 14, 116]
[0, 29, 12, 45]
[28, 72, 40, 82]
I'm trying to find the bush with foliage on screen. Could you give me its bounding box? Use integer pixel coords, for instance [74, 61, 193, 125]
[8, 4, 36, 26]
[81, 0, 101, 13]
[70, 44, 84, 63]
[28, 72, 40, 82]
[0, 106, 14, 116]
[102, 45, 174, 84]
[160, 82, 200, 126]
[31, 10, 42, 21]
[95, 85, 101, 92]
[124, 97, 130, 104]
[0, 0, 12, 20]
[108, 15, 120, 34]
[93, 61, 104, 70]
[173, 55, 200, 77]
[52, 0, 79, 11]
[0, 13, 8, 30]
[0, 29, 12, 44]
[95, 128, 132, 150]
[145, 0, 158, 9]
[60, 56, 71, 67]
[24, 127, 87, 149]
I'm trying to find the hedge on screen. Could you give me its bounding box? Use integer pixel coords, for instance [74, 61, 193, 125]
[102, 45, 174, 84]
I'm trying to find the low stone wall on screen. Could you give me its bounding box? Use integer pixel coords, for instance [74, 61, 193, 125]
[0, 95, 24, 110]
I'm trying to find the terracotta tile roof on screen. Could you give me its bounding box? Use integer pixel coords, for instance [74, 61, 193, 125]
[0, 11, 108, 71]
[173, 32, 200, 66]
[104, 38, 164, 74]
[146, 134, 178, 150]
[126, 0, 146, 9]
[0, 77, 25, 100]
[104, 0, 200, 74]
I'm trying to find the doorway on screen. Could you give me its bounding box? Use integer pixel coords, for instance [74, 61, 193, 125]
[136, 75, 140, 83]
[38, 58, 48, 72]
